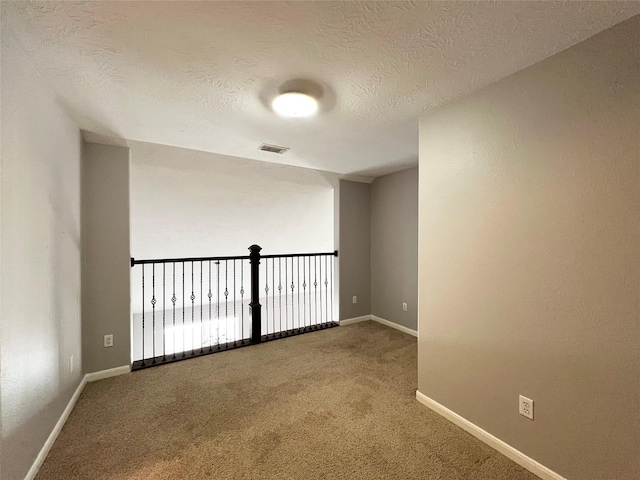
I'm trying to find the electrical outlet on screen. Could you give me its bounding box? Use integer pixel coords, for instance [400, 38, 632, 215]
[402, 303, 407, 311]
[104, 334, 114, 348]
[519, 395, 534, 420]
[352, 296, 357, 304]
[69, 355, 74, 374]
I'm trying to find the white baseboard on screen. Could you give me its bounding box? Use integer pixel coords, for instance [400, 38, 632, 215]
[415, 391, 566, 480]
[24, 375, 88, 480]
[339, 315, 372, 325]
[85, 365, 130, 382]
[25, 364, 131, 479]
[340, 314, 418, 337]
[371, 315, 418, 337]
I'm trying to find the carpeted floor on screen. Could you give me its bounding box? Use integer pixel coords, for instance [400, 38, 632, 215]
[37, 321, 538, 479]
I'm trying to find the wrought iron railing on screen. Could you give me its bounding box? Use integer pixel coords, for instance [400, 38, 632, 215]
[130, 245, 338, 370]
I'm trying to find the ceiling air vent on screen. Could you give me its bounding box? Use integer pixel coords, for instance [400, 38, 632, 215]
[258, 143, 289, 154]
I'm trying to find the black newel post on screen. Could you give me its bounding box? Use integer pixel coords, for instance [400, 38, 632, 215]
[249, 244, 262, 343]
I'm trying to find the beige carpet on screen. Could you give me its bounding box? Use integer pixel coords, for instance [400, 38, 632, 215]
[37, 321, 537, 480]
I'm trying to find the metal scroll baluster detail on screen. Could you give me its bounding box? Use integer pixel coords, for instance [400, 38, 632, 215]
[172, 263, 176, 359]
[290, 259, 295, 331]
[314, 257, 318, 328]
[208, 261, 212, 352]
[151, 263, 156, 363]
[191, 261, 195, 356]
[216, 261, 220, 349]
[308, 256, 312, 328]
[302, 257, 307, 328]
[224, 260, 229, 327]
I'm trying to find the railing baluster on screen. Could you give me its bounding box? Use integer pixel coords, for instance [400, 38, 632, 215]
[141, 264, 145, 365]
[325, 255, 328, 326]
[240, 260, 245, 342]
[208, 261, 212, 352]
[152, 263, 156, 363]
[308, 256, 312, 328]
[303, 256, 307, 329]
[277, 258, 281, 335]
[225, 259, 229, 326]
[200, 260, 203, 354]
[319, 256, 322, 326]
[172, 263, 176, 359]
[291, 258, 296, 330]
[182, 262, 185, 357]
[265, 257, 269, 335]
[296, 257, 302, 330]
[191, 261, 195, 356]
[285, 257, 288, 332]
[233, 259, 237, 345]
[163, 263, 166, 360]
[330, 255, 334, 322]
[216, 260, 220, 349]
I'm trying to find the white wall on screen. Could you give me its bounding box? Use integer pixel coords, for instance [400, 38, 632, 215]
[1, 32, 82, 480]
[418, 17, 639, 479]
[130, 142, 335, 260]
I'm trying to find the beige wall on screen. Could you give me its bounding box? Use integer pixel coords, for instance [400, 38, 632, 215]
[1, 33, 83, 479]
[82, 143, 131, 374]
[337, 180, 371, 320]
[371, 167, 418, 330]
[418, 17, 639, 480]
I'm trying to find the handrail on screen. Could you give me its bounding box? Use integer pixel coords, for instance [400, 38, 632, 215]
[131, 255, 249, 266]
[261, 250, 338, 259]
[131, 250, 338, 267]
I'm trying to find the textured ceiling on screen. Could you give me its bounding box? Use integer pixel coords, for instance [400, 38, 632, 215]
[2, 2, 639, 177]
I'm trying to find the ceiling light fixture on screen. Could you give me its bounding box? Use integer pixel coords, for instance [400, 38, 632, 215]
[272, 92, 318, 117]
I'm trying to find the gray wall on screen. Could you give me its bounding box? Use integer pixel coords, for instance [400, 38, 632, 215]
[82, 143, 131, 373]
[371, 168, 418, 330]
[336, 180, 371, 320]
[1, 33, 83, 480]
[418, 17, 639, 480]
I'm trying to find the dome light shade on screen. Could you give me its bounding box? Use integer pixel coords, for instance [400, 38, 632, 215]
[272, 92, 318, 117]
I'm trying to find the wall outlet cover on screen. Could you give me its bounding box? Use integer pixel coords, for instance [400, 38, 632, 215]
[519, 395, 534, 420]
[104, 334, 114, 348]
